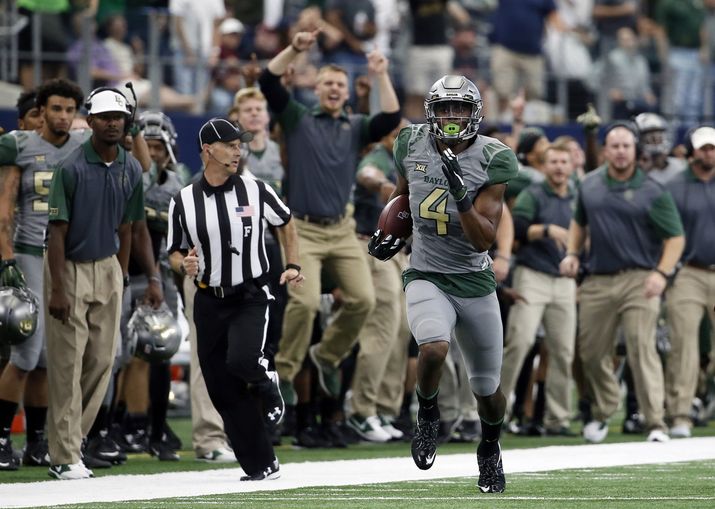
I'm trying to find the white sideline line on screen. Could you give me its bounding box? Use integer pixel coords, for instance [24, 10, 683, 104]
[2, 437, 715, 508]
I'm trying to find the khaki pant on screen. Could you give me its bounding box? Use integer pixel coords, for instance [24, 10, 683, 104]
[501, 266, 577, 429]
[275, 217, 375, 382]
[665, 266, 715, 427]
[45, 256, 122, 465]
[351, 245, 409, 418]
[183, 277, 229, 456]
[578, 270, 665, 430]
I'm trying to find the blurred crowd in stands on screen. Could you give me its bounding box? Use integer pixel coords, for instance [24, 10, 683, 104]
[6, 0, 715, 125]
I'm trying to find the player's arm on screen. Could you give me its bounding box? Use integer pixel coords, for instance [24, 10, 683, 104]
[388, 171, 409, 202]
[460, 183, 506, 252]
[357, 165, 396, 204]
[0, 165, 20, 259]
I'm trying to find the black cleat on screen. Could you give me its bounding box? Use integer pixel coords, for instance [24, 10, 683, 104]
[22, 439, 50, 466]
[149, 439, 180, 461]
[86, 433, 127, 465]
[0, 437, 19, 471]
[477, 442, 506, 493]
[411, 414, 439, 470]
[240, 458, 280, 481]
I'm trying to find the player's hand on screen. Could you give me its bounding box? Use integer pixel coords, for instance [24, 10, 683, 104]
[440, 148, 471, 212]
[367, 229, 405, 261]
[0, 259, 27, 289]
[143, 278, 164, 309]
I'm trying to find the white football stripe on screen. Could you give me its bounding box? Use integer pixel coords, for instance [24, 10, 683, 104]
[2, 437, 715, 508]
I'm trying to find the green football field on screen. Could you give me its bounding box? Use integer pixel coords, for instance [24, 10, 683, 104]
[2, 418, 715, 508]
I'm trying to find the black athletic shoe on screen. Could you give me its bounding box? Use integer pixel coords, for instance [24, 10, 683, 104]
[22, 439, 50, 466]
[477, 442, 506, 493]
[293, 426, 330, 448]
[117, 429, 148, 453]
[163, 422, 183, 451]
[240, 458, 280, 481]
[86, 433, 127, 465]
[0, 437, 19, 471]
[149, 439, 180, 461]
[411, 414, 439, 470]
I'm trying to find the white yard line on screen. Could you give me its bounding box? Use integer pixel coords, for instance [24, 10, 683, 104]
[2, 437, 715, 508]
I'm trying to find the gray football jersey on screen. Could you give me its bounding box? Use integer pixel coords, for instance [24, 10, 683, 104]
[0, 129, 89, 249]
[244, 140, 284, 196]
[143, 164, 186, 235]
[395, 124, 518, 274]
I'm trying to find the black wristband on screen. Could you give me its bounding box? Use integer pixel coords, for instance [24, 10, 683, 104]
[543, 224, 550, 238]
[455, 195, 472, 213]
[290, 43, 303, 53]
[285, 263, 301, 272]
[123, 275, 130, 288]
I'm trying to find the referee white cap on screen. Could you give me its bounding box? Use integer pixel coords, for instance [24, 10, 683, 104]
[198, 118, 253, 151]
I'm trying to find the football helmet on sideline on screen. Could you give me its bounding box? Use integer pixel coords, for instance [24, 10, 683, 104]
[127, 303, 182, 362]
[0, 286, 39, 346]
[634, 112, 672, 157]
[425, 75, 483, 145]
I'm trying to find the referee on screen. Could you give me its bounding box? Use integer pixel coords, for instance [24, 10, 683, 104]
[167, 118, 304, 481]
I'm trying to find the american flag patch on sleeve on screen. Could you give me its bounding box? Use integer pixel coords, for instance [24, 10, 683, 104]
[235, 205, 255, 217]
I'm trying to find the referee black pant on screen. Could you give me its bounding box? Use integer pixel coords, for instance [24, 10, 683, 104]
[194, 284, 275, 475]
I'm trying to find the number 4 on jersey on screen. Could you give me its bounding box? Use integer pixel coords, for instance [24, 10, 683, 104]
[419, 188, 450, 235]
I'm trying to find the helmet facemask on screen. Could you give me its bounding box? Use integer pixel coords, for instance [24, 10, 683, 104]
[425, 75, 483, 146]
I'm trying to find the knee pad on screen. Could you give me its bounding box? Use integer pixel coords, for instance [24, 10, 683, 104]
[470, 374, 499, 398]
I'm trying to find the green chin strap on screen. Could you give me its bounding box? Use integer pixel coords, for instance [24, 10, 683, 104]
[443, 123, 460, 135]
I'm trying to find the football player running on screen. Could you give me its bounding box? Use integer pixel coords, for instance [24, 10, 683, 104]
[369, 75, 518, 493]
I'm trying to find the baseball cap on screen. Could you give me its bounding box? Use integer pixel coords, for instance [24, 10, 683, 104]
[197, 118, 253, 151]
[690, 126, 715, 150]
[87, 89, 131, 115]
[220, 18, 245, 35]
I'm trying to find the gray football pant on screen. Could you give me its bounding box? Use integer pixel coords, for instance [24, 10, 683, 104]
[405, 279, 503, 397]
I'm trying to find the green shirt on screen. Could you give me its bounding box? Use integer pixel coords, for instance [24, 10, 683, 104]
[574, 166, 683, 274]
[48, 139, 144, 261]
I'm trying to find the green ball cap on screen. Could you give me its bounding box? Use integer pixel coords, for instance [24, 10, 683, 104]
[444, 123, 460, 135]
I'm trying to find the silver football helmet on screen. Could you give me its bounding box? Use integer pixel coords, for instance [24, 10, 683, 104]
[138, 110, 178, 164]
[127, 303, 182, 362]
[0, 286, 39, 346]
[425, 75, 483, 145]
[634, 113, 672, 157]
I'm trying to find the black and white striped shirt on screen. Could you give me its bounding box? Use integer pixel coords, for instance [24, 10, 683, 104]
[167, 173, 291, 287]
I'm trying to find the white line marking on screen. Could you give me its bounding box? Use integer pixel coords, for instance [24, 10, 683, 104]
[2, 437, 714, 508]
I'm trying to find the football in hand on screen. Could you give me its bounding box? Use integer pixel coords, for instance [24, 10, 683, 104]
[377, 194, 412, 240]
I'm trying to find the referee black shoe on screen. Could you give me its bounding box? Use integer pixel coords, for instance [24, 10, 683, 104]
[477, 442, 506, 493]
[411, 413, 439, 470]
[240, 458, 280, 481]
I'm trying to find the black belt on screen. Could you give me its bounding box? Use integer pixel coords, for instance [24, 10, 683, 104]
[686, 262, 715, 272]
[195, 276, 267, 299]
[294, 212, 344, 226]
